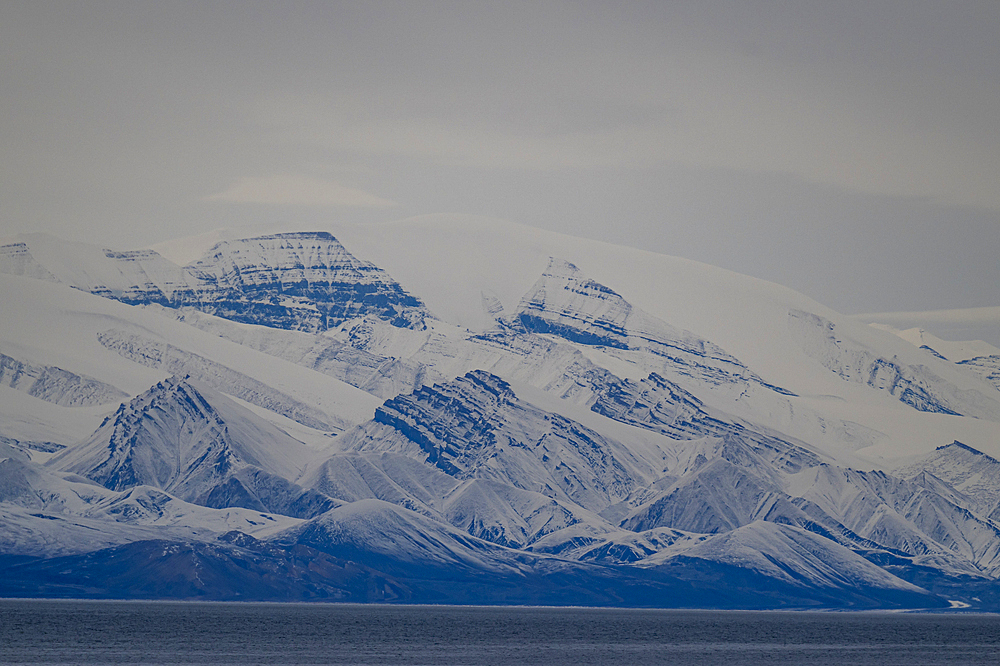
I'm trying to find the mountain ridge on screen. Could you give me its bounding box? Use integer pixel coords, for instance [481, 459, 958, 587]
[3, 218, 1000, 608]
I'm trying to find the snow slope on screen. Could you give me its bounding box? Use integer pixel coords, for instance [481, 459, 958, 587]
[0, 272, 381, 438]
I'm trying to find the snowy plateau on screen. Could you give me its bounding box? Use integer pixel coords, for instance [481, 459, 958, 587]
[3, 217, 1000, 609]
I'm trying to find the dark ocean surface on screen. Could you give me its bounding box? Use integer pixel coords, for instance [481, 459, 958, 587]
[1, 600, 998, 665]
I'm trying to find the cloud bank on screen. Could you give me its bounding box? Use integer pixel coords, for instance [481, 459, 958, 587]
[205, 175, 396, 208]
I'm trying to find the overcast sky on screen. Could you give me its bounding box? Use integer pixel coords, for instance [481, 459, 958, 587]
[2, 1, 998, 316]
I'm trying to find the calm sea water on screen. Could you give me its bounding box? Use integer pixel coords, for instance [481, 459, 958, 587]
[1, 600, 998, 665]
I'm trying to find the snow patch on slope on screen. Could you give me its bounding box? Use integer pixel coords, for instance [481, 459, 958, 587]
[161, 307, 428, 399]
[0, 352, 128, 407]
[789, 309, 1000, 419]
[97, 328, 344, 432]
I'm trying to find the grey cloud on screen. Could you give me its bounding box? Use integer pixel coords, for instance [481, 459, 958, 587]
[1, 0, 998, 323]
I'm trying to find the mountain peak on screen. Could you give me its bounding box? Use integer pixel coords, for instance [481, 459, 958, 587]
[513, 256, 789, 393]
[57, 376, 232, 492]
[50, 376, 331, 518]
[936, 440, 993, 460]
[184, 232, 431, 331]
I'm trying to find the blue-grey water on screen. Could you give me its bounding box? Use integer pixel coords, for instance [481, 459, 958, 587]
[1, 600, 998, 665]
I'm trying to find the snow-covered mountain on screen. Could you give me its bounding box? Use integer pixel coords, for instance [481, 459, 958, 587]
[1, 232, 430, 332]
[51, 377, 335, 518]
[2, 217, 1000, 608]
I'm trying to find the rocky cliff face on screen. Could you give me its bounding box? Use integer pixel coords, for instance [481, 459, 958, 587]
[590, 371, 821, 473]
[184, 233, 430, 331]
[514, 259, 792, 394]
[337, 370, 650, 512]
[0, 232, 430, 333]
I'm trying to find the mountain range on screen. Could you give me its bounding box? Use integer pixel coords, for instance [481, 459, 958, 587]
[2, 217, 1000, 609]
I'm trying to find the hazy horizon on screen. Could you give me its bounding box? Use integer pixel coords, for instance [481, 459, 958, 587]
[3, 1, 998, 318]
